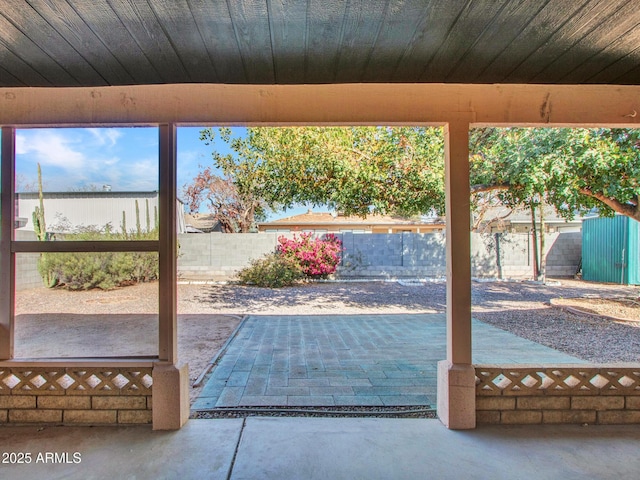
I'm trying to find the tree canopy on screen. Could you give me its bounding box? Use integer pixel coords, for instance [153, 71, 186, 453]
[194, 126, 640, 223]
[471, 128, 640, 222]
[200, 126, 445, 217]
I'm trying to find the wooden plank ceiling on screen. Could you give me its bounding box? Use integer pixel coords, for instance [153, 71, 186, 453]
[1, 0, 640, 87]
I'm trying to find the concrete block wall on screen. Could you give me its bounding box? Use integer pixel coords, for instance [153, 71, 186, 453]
[340, 231, 526, 278]
[176, 231, 582, 281]
[16, 231, 582, 286]
[178, 232, 281, 280]
[178, 233, 212, 268]
[477, 394, 640, 425]
[211, 234, 279, 267]
[14, 230, 43, 290]
[339, 231, 581, 279]
[403, 233, 446, 267]
[341, 233, 403, 267]
[469, 232, 537, 278]
[546, 232, 582, 277]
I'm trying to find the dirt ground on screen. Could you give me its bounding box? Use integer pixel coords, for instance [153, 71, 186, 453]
[14, 284, 242, 402]
[14, 278, 640, 403]
[551, 296, 639, 323]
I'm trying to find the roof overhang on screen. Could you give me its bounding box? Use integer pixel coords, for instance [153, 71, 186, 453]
[2, 1, 640, 88]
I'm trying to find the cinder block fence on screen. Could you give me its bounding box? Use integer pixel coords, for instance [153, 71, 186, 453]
[4, 364, 639, 426]
[176, 231, 582, 282]
[15, 231, 581, 287]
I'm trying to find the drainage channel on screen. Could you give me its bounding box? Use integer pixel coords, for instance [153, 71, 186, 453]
[192, 406, 437, 419]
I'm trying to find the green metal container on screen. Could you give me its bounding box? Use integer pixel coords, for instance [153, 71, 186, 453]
[582, 216, 639, 285]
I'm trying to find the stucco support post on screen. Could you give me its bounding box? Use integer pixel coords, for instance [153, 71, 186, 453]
[437, 119, 475, 429]
[153, 123, 189, 430]
[0, 127, 15, 360]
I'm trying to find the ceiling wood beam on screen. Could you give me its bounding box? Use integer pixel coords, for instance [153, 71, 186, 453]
[1, 83, 639, 127]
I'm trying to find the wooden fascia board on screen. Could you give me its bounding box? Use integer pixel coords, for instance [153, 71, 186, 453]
[0, 83, 639, 127]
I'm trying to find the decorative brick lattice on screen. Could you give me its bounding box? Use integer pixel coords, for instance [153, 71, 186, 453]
[0, 367, 152, 396]
[476, 366, 640, 396]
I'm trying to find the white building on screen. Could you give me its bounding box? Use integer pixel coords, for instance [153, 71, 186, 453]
[16, 191, 186, 234]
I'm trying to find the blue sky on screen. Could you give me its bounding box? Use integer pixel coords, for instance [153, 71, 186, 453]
[13, 126, 306, 220]
[15, 126, 220, 193]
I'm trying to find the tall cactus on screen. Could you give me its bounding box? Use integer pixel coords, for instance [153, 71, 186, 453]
[154, 206, 159, 231]
[135, 199, 141, 235]
[33, 163, 58, 287]
[145, 199, 151, 233]
[32, 163, 47, 242]
[121, 210, 127, 236]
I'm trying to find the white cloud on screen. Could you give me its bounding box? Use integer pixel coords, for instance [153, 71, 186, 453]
[120, 158, 159, 191]
[86, 128, 122, 147]
[16, 127, 161, 192]
[16, 130, 85, 170]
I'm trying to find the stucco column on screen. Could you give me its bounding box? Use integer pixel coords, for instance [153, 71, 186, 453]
[153, 123, 189, 430]
[0, 127, 15, 360]
[437, 120, 475, 429]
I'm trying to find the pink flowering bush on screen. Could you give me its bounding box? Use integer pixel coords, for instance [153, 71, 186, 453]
[238, 232, 342, 287]
[277, 233, 342, 278]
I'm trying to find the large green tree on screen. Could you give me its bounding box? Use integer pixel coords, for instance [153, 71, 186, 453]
[200, 126, 639, 223]
[471, 127, 639, 279]
[470, 128, 568, 279]
[200, 127, 445, 217]
[471, 127, 640, 223]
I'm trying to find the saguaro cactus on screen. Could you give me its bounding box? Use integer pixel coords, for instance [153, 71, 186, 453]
[32, 163, 47, 242]
[32, 163, 58, 287]
[145, 199, 151, 232]
[121, 210, 127, 236]
[135, 199, 141, 235]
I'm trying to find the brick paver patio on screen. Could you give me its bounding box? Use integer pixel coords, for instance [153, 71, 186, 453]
[192, 314, 583, 410]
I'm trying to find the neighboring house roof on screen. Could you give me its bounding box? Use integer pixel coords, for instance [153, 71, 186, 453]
[184, 213, 221, 233]
[475, 204, 584, 232]
[262, 205, 584, 234]
[259, 210, 444, 232]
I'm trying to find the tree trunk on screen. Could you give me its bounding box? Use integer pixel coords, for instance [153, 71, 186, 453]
[530, 203, 540, 281]
[539, 205, 546, 283]
[494, 232, 503, 280]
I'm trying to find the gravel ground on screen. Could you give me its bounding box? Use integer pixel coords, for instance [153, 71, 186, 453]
[470, 280, 640, 363]
[193, 405, 438, 419]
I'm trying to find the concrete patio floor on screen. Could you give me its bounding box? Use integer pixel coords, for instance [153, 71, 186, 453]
[1, 418, 639, 479]
[193, 314, 584, 410]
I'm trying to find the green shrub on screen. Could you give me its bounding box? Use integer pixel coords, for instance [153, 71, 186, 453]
[38, 250, 158, 291]
[37, 224, 158, 291]
[237, 252, 303, 288]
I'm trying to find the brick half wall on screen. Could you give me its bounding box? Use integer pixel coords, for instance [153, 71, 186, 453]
[475, 365, 640, 425]
[0, 366, 153, 426]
